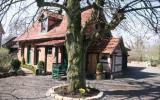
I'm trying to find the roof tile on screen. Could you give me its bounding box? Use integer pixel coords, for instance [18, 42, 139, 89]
[15, 8, 93, 41]
[88, 37, 120, 54]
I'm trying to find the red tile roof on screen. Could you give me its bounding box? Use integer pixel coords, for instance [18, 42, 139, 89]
[15, 8, 93, 41]
[35, 40, 65, 46]
[88, 37, 121, 54]
[34, 37, 121, 54]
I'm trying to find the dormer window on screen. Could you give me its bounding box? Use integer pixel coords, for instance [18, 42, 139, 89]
[38, 10, 63, 33]
[41, 17, 48, 33]
[48, 17, 62, 31]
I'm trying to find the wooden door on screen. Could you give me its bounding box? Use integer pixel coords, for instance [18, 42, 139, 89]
[87, 54, 98, 75]
[112, 55, 122, 73]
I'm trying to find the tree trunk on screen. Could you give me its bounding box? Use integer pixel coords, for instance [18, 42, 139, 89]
[65, 0, 86, 92]
[65, 42, 86, 92]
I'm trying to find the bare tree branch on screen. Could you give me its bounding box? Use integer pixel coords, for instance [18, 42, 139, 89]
[36, 0, 70, 17]
[124, 5, 160, 12]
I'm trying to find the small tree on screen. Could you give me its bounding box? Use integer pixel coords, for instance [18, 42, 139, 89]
[96, 63, 103, 80]
[96, 63, 103, 72]
[11, 59, 21, 72]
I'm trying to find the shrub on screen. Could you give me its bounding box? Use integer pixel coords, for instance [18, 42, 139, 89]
[37, 61, 45, 75]
[37, 61, 45, 70]
[21, 64, 36, 74]
[0, 48, 12, 72]
[96, 63, 103, 72]
[150, 60, 160, 67]
[11, 59, 21, 72]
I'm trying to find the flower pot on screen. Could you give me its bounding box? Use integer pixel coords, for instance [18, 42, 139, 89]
[96, 71, 102, 80]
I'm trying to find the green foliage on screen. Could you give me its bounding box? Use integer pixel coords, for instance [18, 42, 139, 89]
[96, 63, 103, 72]
[37, 61, 45, 75]
[21, 64, 36, 74]
[0, 48, 12, 72]
[37, 61, 45, 70]
[11, 59, 21, 72]
[79, 88, 86, 96]
[0, 48, 9, 54]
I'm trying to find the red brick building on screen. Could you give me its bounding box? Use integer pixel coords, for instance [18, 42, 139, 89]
[15, 8, 128, 78]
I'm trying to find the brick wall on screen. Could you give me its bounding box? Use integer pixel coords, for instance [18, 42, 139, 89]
[17, 44, 63, 73]
[38, 47, 45, 62]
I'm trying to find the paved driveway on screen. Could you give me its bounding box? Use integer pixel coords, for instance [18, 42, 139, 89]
[0, 63, 160, 100]
[0, 75, 66, 100]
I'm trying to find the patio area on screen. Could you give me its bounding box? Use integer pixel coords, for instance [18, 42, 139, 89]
[0, 63, 160, 100]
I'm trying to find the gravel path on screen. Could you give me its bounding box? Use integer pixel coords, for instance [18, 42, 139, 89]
[0, 64, 160, 100]
[0, 75, 66, 100]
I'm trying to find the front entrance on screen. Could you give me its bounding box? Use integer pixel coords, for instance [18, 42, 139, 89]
[27, 45, 31, 64]
[87, 54, 98, 75]
[52, 46, 68, 78]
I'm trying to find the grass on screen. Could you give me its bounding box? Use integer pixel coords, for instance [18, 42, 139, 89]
[21, 64, 36, 74]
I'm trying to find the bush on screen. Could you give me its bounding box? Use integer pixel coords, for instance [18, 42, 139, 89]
[37, 61, 45, 69]
[0, 48, 12, 72]
[11, 59, 21, 72]
[96, 63, 103, 72]
[37, 61, 45, 75]
[150, 60, 160, 67]
[21, 64, 36, 74]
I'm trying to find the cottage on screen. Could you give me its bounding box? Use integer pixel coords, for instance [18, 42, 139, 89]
[2, 37, 18, 54]
[88, 37, 128, 78]
[15, 7, 128, 78]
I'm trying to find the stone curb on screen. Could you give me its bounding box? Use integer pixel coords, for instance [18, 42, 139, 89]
[46, 84, 103, 100]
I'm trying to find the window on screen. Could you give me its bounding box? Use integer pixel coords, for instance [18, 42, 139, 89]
[101, 55, 108, 60]
[47, 47, 52, 54]
[99, 54, 108, 63]
[41, 17, 48, 32]
[21, 47, 24, 56]
[48, 18, 62, 31]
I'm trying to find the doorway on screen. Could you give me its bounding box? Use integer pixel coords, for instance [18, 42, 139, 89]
[27, 45, 31, 64]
